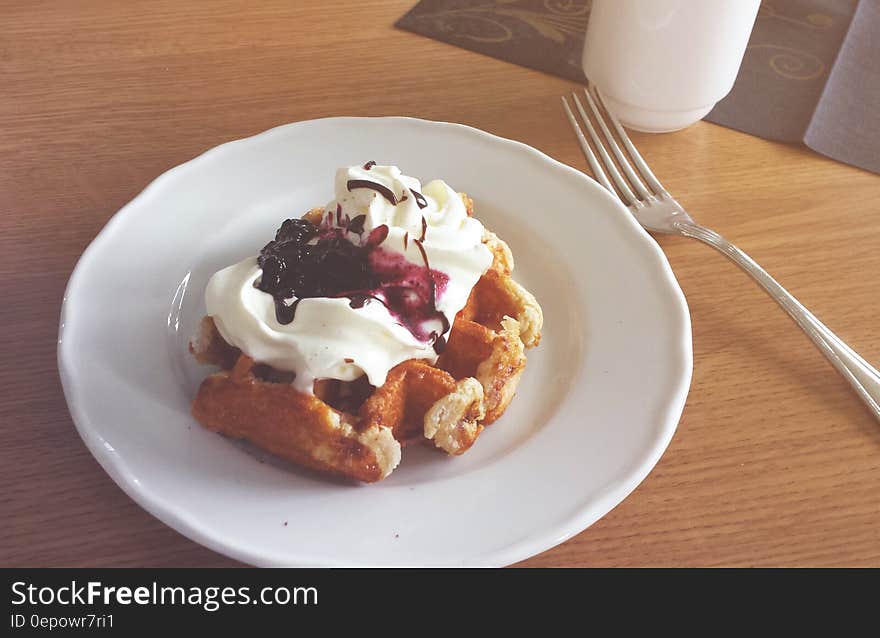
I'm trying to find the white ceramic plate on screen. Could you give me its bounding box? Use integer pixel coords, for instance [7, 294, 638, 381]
[59, 117, 692, 567]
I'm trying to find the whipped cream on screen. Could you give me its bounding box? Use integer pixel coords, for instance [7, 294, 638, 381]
[205, 164, 493, 393]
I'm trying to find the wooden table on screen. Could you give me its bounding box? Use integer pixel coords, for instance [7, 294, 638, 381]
[3, 0, 878, 568]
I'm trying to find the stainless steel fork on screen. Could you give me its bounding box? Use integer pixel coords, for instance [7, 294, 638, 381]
[563, 86, 880, 422]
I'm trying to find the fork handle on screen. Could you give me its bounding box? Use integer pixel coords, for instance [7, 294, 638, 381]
[677, 221, 880, 421]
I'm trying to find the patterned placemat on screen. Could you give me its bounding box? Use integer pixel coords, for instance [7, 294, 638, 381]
[397, 0, 589, 83]
[396, 0, 879, 174]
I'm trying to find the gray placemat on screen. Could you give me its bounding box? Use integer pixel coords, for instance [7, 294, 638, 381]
[802, 0, 880, 172]
[397, 0, 879, 174]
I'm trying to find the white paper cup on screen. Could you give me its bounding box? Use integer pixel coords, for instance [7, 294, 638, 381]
[582, 0, 761, 133]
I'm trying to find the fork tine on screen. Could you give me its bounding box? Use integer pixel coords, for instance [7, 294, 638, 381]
[590, 86, 668, 196]
[560, 96, 615, 195]
[581, 88, 652, 201]
[570, 93, 639, 206]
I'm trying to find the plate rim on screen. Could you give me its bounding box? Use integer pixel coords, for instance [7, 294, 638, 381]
[58, 116, 693, 566]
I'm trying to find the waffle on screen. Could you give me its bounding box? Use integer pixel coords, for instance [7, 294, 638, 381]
[190, 196, 543, 482]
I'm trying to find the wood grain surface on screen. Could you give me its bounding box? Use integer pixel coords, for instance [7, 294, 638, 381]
[2, 0, 878, 567]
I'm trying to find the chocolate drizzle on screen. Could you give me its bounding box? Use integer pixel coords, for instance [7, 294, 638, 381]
[347, 292, 385, 310]
[347, 214, 366, 235]
[274, 297, 302, 325]
[365, 224, 389, 247]
[410, 189, 428, 209]
[347, 179, 398, 205]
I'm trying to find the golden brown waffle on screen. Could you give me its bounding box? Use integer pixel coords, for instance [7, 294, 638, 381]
[190, 197, 543, 482]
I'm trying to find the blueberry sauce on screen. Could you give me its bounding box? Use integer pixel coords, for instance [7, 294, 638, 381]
[255, 213, 449, 346]
[368, 243, 449, 342]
